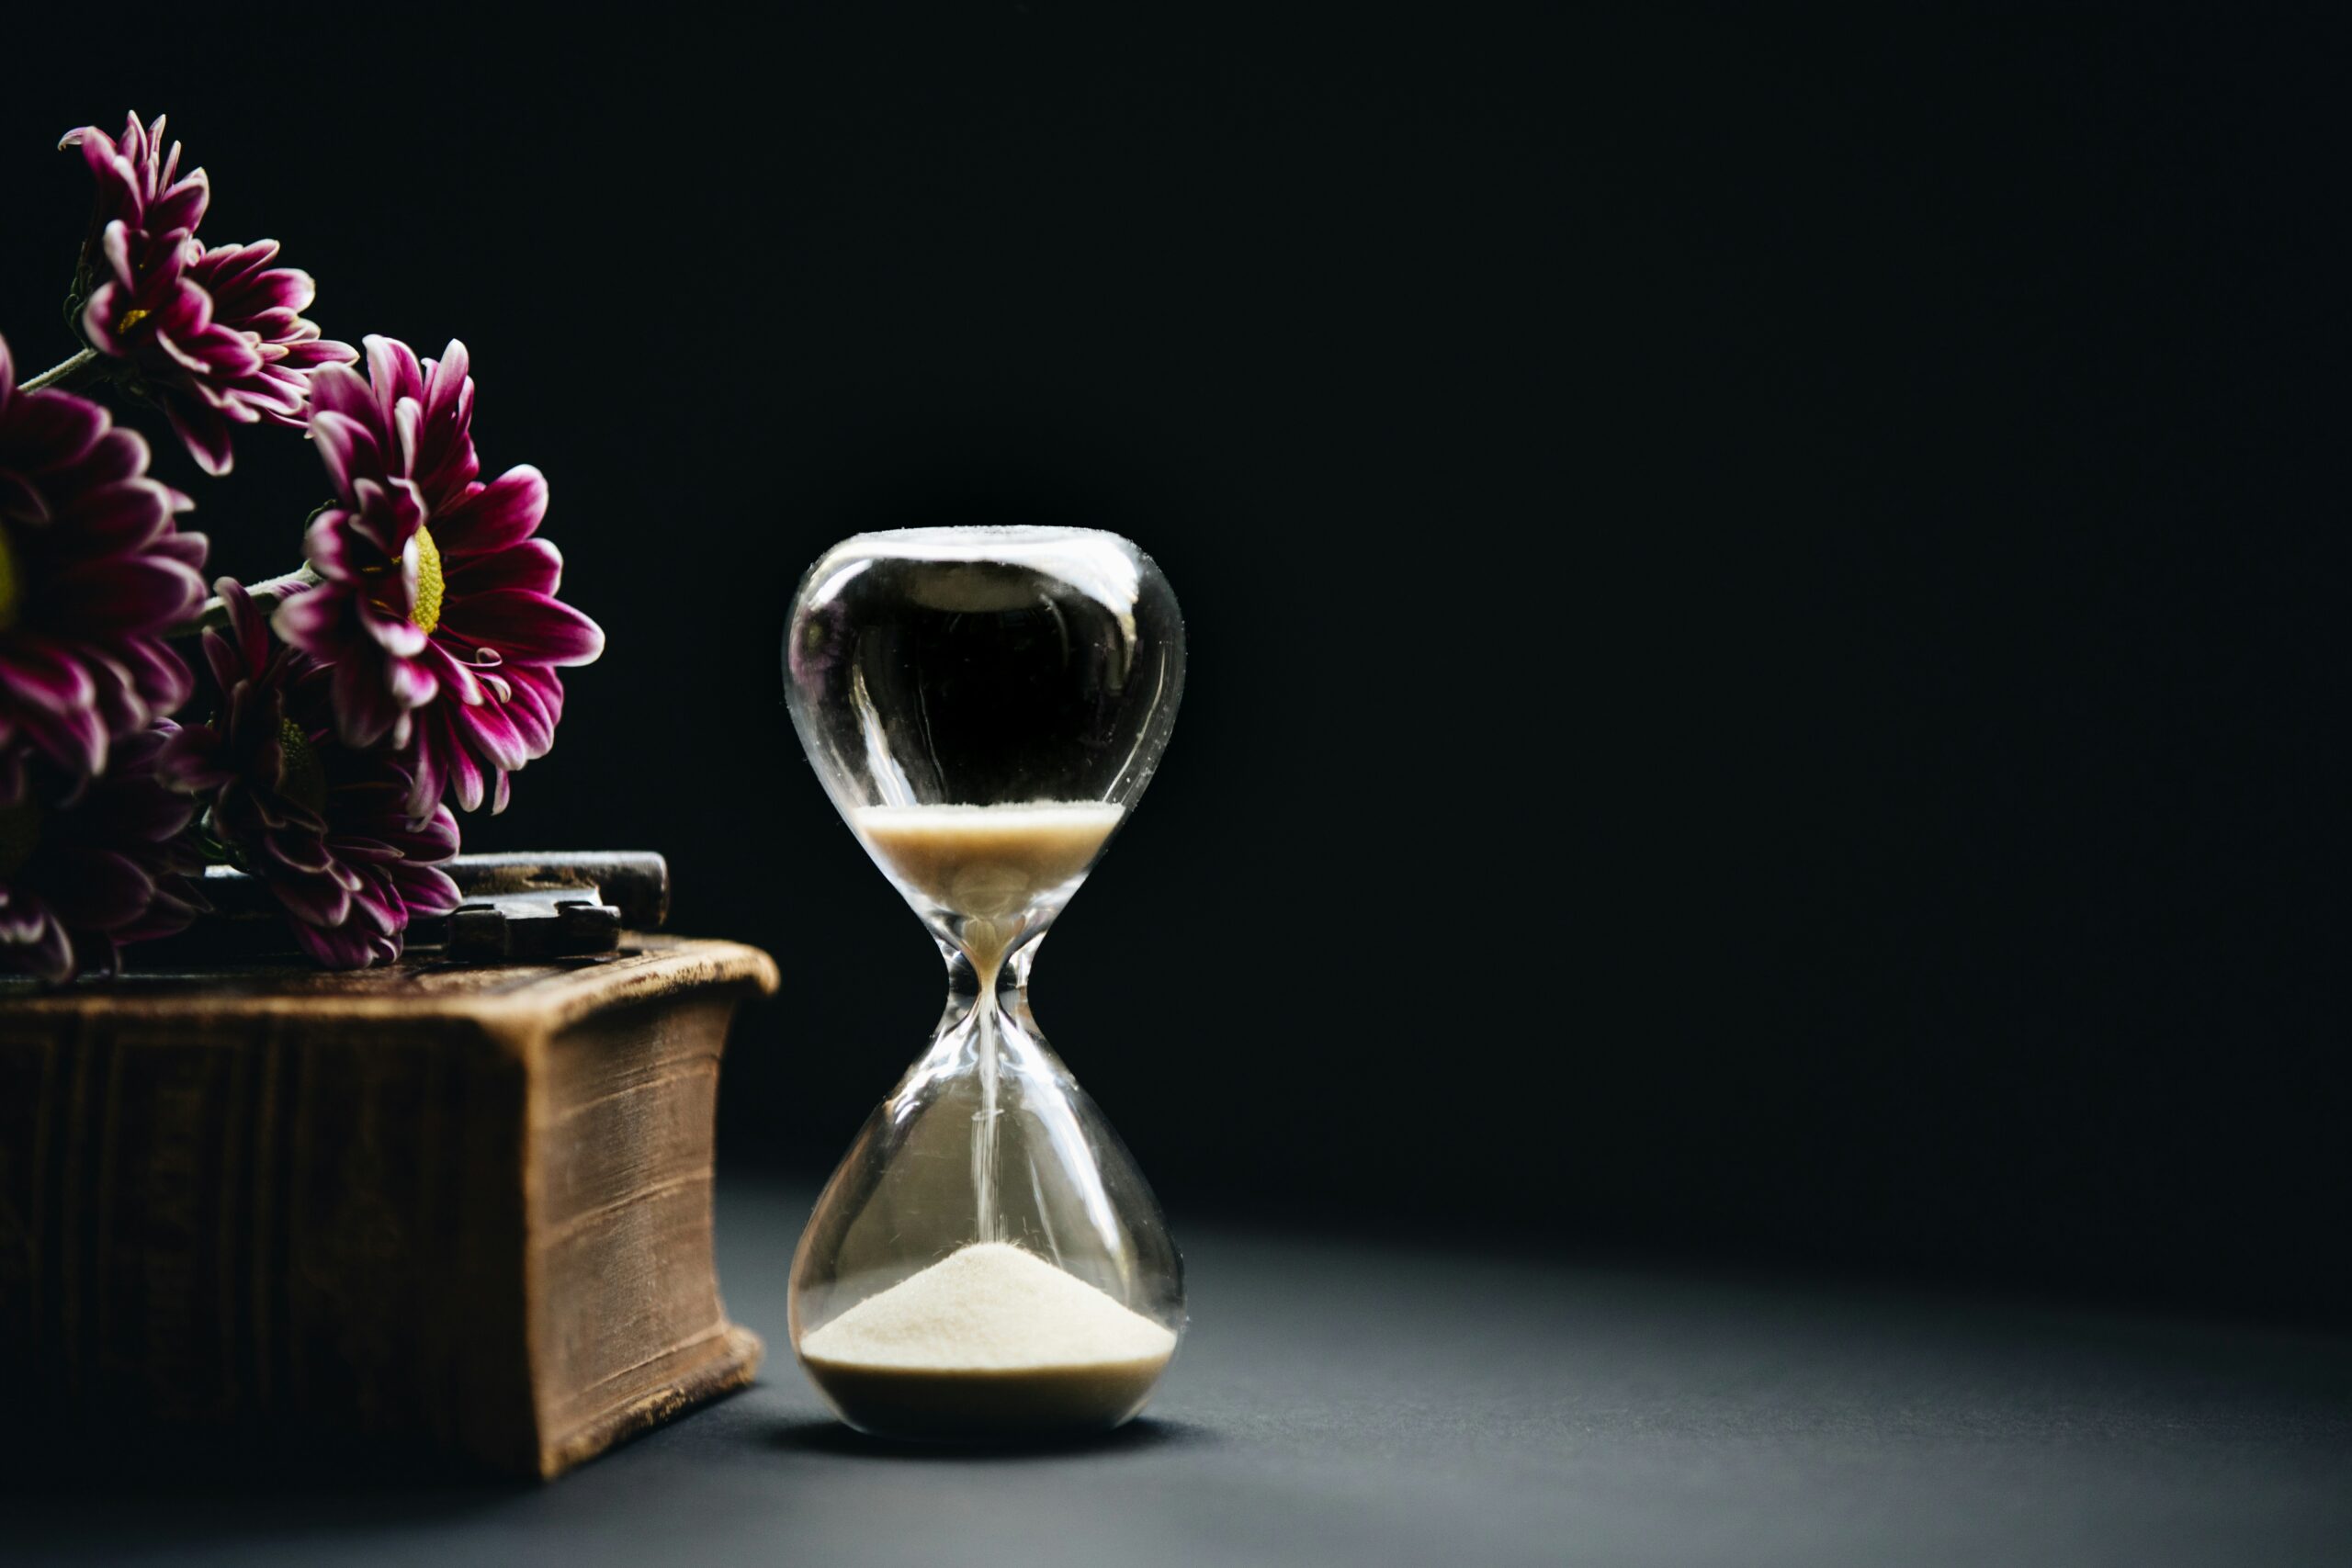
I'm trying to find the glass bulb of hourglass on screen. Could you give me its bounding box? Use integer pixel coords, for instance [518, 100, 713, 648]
[782, 526, 1185, 1442]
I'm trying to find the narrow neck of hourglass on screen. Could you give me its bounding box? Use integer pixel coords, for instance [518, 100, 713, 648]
[933, 933, 1050, 1249]
[938, 921, 1044, 1000]
[929, 934, 1055, 1066]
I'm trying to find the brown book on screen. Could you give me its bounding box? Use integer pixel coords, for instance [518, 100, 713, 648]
[0, 934, 777, 1478]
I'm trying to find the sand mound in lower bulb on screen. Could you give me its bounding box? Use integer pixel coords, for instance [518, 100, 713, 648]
[798, 1243, 1180, 1442]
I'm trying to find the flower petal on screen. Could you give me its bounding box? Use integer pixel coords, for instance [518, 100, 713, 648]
[436, 591, 605, 666]
[165, 395, 237, 476]
[309, 408, 380, 494]
[442, 536, 562, 596]
[434, 465, 548, 554]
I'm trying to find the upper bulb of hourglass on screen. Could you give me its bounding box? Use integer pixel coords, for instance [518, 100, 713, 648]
[786, 527, 1181, 972]
[782, 526, 1186, 1443]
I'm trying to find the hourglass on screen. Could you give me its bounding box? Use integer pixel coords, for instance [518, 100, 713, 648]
[781, 526, 1186, 1443]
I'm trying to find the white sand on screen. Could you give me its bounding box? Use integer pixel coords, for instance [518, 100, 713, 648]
[798, 1243, 1179, 1439]
[854, 802, 1123, 977]
[853, 802, 1124, 919]
[802, 1243, 1175, 1371]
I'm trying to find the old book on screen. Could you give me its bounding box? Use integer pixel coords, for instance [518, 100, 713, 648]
[0, 934, 778, 1478]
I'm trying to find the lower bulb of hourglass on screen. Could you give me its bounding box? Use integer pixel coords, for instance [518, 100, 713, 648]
[788, 957, 1185, 1442]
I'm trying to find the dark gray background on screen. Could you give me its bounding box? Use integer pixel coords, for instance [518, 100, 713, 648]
[1, 4, 2344, 1324]
[6, 1179, 2351, 1567]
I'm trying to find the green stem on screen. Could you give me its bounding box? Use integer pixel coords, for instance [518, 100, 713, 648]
[174, 565, 322, 637]
[20, 346, 101, 395]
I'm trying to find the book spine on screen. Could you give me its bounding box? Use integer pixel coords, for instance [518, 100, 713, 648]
[0, 1010, 268, 1423]
[0, 1010, 537, 1462]
[273, 1018, 533, 1459]
[0, 1011, 67, 1401]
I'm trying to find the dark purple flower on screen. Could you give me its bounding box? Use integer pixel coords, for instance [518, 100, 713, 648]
[58, 111, 208, 251]
[188, 242, 359, 421]
[0, 333, 207, 778]
[0, 727, 206, 984]
[60, 111, 356, 476]
[160, 579, 459, 970]
[274, 337, 604, 817]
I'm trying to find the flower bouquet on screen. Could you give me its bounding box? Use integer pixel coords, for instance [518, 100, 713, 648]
[0, 114, 775, 1480]
[4, 112, 605, 981]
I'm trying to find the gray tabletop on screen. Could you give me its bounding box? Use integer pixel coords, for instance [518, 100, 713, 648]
[7, 1178, 2350, 1567]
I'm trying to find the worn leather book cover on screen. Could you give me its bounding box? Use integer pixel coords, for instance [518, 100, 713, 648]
[0, 935, 777, 1478]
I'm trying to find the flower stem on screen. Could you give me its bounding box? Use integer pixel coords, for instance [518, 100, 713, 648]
[175, 565, 322, 637]
[20, 346, 102, 394]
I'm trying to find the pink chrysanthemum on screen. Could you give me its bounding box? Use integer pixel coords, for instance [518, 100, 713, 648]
[60, 111, 356, 476]
[58, 110, 207, 252]
[0, 333, 207, 778]
[160, 580, 459, 970]
[0, 728, 206, 984]
[274, 337, 603, 817]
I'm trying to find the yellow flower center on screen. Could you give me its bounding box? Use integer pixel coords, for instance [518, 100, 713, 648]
[0, 521, 21, 632]
[0, 796, 40, 881]
[119, 307, 153, 333]
[411, 525, 445, 634]
[277, 718, 328, 817]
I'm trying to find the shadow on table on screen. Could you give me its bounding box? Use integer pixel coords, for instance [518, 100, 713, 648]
[765, 1414, 1217, 1461]
[0, 1424, 531, 1549]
